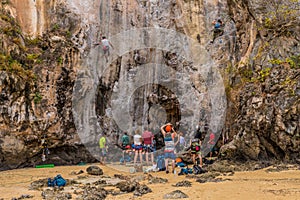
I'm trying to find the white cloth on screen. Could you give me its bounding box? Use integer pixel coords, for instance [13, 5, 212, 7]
[134, 134, 142, 145]
[101, 39, 110, 47]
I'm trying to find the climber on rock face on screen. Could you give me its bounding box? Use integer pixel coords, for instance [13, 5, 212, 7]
[95, 35, 114, 62]
[101, 36, 114, 62]
[211, 19, 224, 43]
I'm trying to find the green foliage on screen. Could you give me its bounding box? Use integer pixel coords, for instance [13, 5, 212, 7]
[34, 92, 42, 104]
[1, 0, 10, 5]
[26, 37, 41, 46]
[52, 24, 60, 31]
[57, 56, 63, 64]
[264, 17, 272, 28]
[66, 30, 72, 38]
[268, 55, 300, 69]
[1, 26, 15, 36]
[26, 53, 39, 60]
[286, 55, 300, 69]
[268, 58, 283, 65]
[260, 0, 299, 35]
[258, 67, 271, 82]
[0, 13, 11, 22]
[0, 53, 35, 81]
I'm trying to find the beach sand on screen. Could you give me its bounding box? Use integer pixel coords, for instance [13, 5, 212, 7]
[0, 163, 300, 200]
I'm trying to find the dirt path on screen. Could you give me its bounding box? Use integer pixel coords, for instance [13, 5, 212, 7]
[0, 163, 300, 200]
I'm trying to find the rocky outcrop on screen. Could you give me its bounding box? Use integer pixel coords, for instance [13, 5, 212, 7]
[0, 0, 299, 170]
[220, 0, 300, 161]
[0, 1, 96, 170]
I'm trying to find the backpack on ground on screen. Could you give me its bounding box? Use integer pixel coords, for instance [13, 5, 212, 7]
[175, 157, 186, 167]
[156, 155, 166, 171]
[178, 167, 193, 175]
[193, 165, 205, 175]
[48, 174, 66, 187]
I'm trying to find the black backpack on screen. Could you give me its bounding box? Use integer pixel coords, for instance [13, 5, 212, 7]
[154, 132, 165, 150]
[193, 165, 205, 174]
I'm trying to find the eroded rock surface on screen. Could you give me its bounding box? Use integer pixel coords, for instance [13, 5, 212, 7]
[0, 0, 299, 170]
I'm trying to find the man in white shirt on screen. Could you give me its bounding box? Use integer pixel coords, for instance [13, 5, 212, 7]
[100, 36, 113, 62]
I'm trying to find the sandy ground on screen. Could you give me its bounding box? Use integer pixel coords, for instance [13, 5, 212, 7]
[0, 163, 300, 200]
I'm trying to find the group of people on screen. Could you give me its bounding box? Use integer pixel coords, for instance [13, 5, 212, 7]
[99, 122, 218, 174]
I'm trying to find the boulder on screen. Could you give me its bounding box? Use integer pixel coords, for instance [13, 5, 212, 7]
[86, 166, 103, 176]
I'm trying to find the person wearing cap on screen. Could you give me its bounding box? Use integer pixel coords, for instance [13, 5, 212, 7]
[160, 123, 177, 174]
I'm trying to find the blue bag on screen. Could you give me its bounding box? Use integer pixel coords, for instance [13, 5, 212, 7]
[48, 174, 66, 187]
[156, 155, 166, 171]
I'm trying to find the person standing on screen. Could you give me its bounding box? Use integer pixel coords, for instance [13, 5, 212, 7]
[121, 132, 131, 165]
[133, 131, 143, 166]
[178, 131, 186, 153]
[160, 123, 177, 174]
[99, 134, 107, 165]
[208, 131, 217, 159]
[190, 137, 203, 167]
[142, 127, 154, 166]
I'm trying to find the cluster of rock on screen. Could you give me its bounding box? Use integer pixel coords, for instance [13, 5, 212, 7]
[24, 165, 187, 199]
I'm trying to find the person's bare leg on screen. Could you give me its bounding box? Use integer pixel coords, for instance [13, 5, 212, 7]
[145, 152, 149, 166]
[198, 154, 203, 167]
[192, 154, 196, 165]
[134, 151, 138, 165]
[139, 151, 143, 165]
[165, 158, 169, 172]
[122, 151, 126, 165]
[151, 152, 154, 164]
[171, 160, 175, 172]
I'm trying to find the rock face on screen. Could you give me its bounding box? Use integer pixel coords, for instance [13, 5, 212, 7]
[220, 0, 300, 160]
[0, 1, 96, 170]
[0, 0, 299, 170]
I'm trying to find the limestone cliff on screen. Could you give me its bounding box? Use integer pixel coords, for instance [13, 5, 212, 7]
[0, 0, 299, 170]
